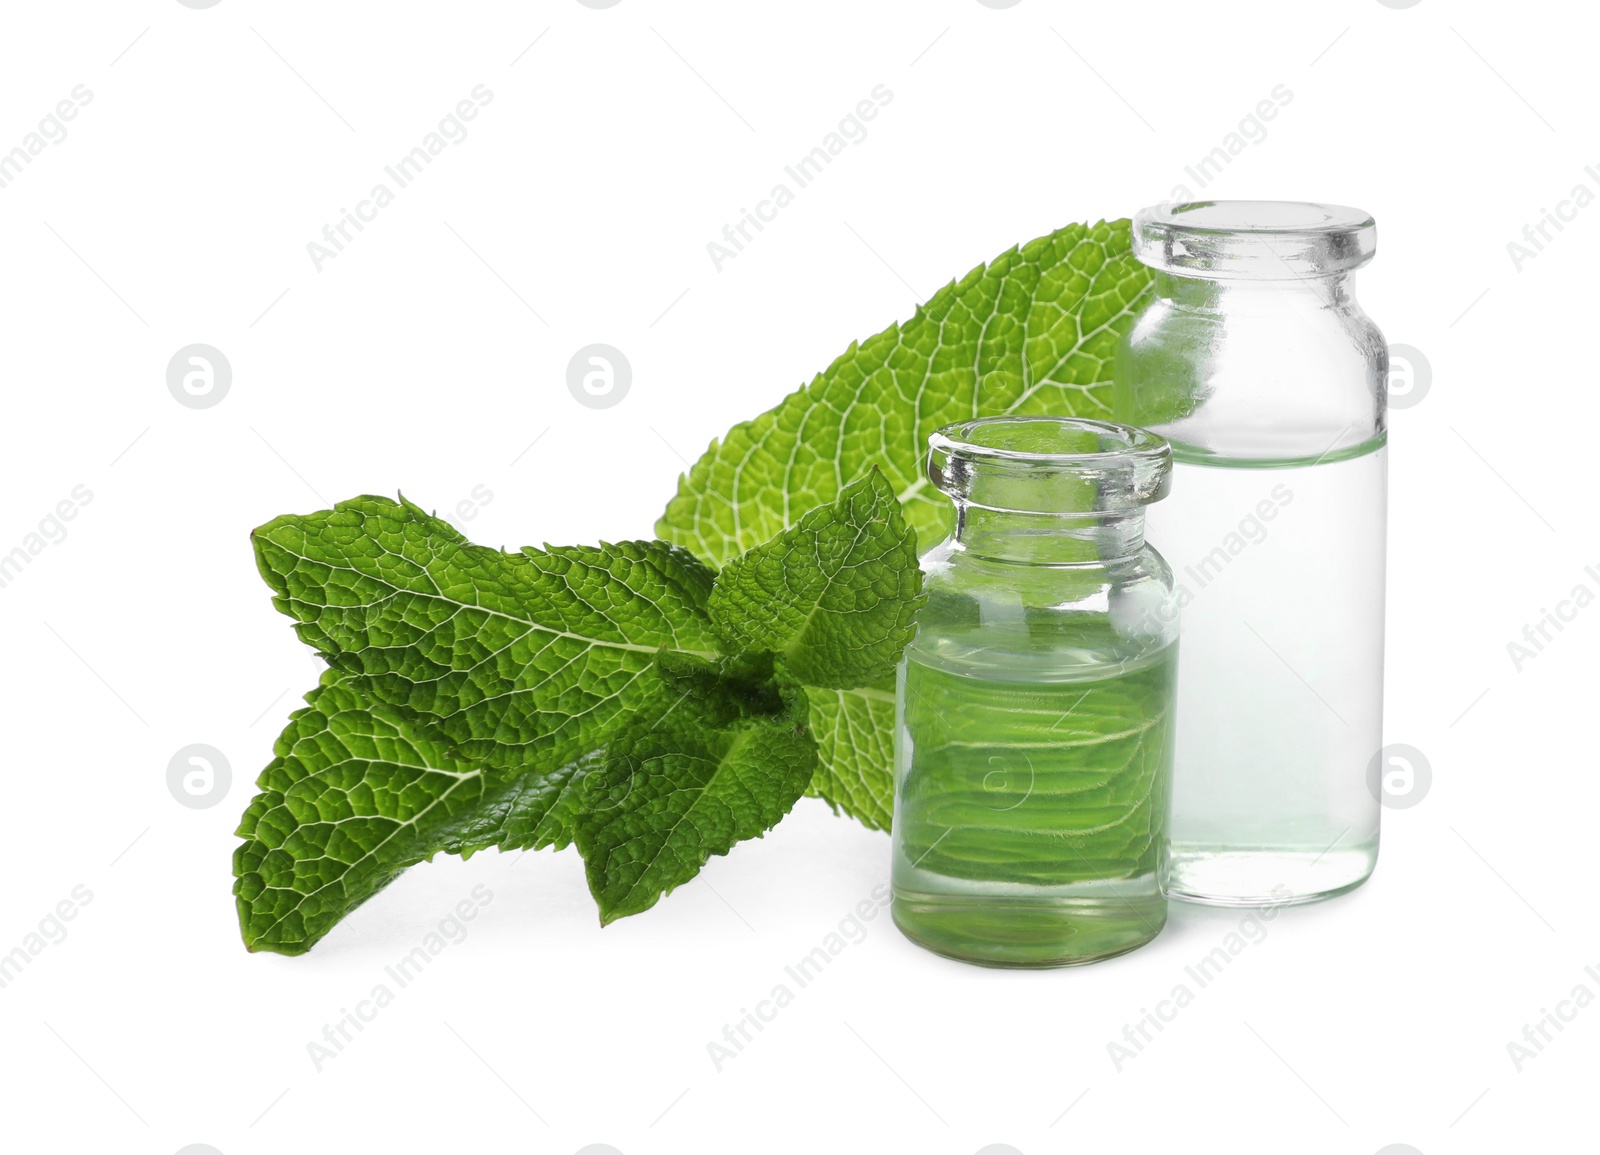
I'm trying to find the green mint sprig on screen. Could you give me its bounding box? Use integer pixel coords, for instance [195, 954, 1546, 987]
[235, 473, 921, 954]
[658, 218, 1153, 828]
[236, 217, 1153, 954]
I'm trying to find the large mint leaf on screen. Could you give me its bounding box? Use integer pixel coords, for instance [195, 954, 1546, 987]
[657, 219, 1152, 830]
[253, 496, 721, 771]
[802, 682, 895, 831]
[234, 672, 591, 956]
[576, 661, 817, 925]
[656, 218, 1150, 565]
[707, 470, 924, 690]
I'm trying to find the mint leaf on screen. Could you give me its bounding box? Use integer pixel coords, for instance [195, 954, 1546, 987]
[252, 496, 721, 771]
[801, 682, 895, 831]
[657, 218, 1153, 828]
[234, 672, 590, 956]
[656, 219, 1151, 565]
[575, 662, 817, 925]
[707, 470, 924, 690]
[238, 484, 933, 949]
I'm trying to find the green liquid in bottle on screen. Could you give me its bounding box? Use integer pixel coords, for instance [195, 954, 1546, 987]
[892, 637, 1178, 967]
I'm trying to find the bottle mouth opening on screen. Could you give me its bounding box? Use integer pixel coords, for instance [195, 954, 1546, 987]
[931, 416, 1168, 464]
[928, 417, 1171, 513]
[1133, 200, 1376, 280]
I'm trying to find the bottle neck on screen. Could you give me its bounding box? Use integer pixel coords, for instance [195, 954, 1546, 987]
[1153, 269, 1353, 311]
[953, 503, 1147, 565]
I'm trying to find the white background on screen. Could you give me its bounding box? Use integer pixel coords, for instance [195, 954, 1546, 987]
[1, 1, 1594, 1153]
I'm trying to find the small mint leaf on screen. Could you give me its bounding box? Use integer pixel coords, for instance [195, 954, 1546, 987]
[707, 470, 924, 690]
[250, 495, 722, 771]
[575, 667, 818, 925]
[233, 671, 589, 956]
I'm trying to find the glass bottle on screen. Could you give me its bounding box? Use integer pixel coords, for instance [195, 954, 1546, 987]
[890, 416, 1179, 967]
[1113, 200, 1387, 907]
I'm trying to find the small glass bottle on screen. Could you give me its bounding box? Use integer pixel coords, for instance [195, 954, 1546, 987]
[1113, 200, 1387, 906]
[891, 416, 1179, 967]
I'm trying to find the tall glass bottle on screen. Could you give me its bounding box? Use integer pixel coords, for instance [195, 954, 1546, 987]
[891, 416, 1180, 966]
[1113, 200, 1387, 906]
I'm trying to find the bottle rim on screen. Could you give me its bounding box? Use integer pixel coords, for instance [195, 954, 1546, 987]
[1133, 200, 1376, 280]
[927, 416, 1171, 512]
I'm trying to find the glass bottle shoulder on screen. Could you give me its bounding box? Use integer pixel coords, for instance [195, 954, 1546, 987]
[910, 539, 1179, 674]
[1115, 280, 1387, 464]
